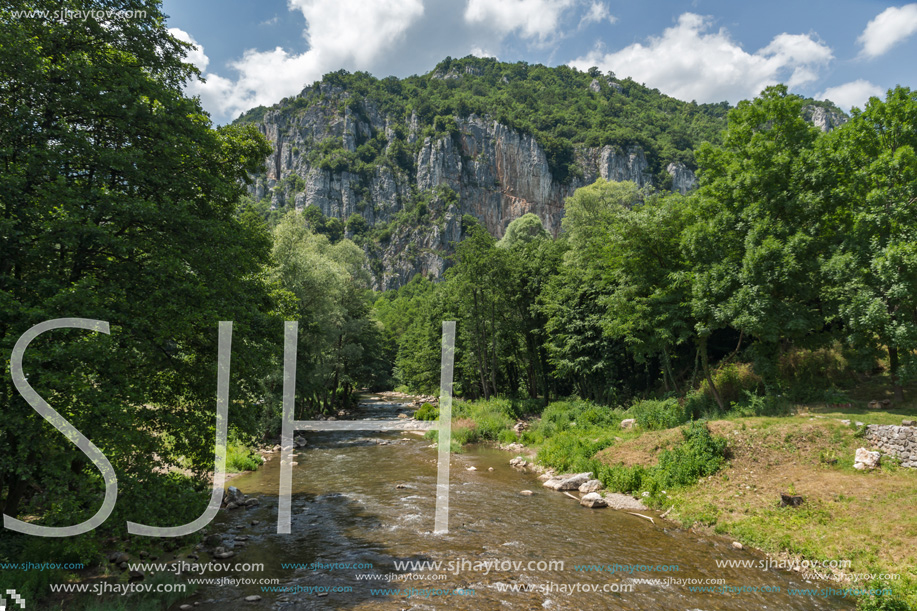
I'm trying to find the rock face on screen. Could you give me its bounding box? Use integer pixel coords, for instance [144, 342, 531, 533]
[803, 104, 848, 132]
[246, 91, 697, 290]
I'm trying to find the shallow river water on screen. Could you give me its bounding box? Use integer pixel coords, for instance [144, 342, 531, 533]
[172, 395, 855, 611]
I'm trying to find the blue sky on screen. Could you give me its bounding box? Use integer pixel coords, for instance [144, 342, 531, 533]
[161, 0, 917, 125]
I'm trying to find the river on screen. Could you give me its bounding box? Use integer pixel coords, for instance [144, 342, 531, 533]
[172, 394, 855, 610]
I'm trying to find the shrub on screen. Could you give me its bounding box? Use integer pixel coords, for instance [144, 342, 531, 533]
[654, 421, 728, 488]
[627, 398, 688, 430]
[596, 421, 728, 498]
[536, 432, 606, 473]
[226, 439, 261, 472]
[778, 344, 849, 395]
[414, 403, 439, 420]
[498, 429, 518, 444]
[700, 362, 763, 406]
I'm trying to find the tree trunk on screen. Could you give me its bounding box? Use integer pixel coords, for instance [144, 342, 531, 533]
[889, 346, 904, 403]
[2, 475, 26, 519]
[662, 350, 679, 394]
[699, 336, 725, 410]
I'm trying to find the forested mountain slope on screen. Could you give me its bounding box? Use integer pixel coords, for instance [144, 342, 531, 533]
[236, 56, 844, 289]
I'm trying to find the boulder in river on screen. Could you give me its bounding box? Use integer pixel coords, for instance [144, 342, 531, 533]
[509, 457, 528, 468]
[543, 472, 592, 491]
[225, 486, 245, 506]
[580, 493, 607, 508]
[579, 479, 605, 493]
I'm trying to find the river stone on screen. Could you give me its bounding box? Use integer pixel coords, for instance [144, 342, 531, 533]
[509, 456, 528, 468]
[621, 418, 636, 429]
[226, 486, 245, 505]
[520, 490, 534, 496]
[603, 493, 648, 510]
[903, 420, 916, 427]
[580, 492, 607, 508]
[854, 448, 881, 470]
[543, 472, 592, 491]
[214, 551, 235, 559]
[244, 595, 262, 602]
[108, 552, 130, 564]
[579, 479, 605, 493]
[245, 497, 260, 507]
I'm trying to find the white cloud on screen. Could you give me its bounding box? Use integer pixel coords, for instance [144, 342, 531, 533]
[818, 79, 884, 111]
[464, 0, 576, 42]
[858, 3, 917, 58]
[168, 27, 209, 72]
[469, 46, 498, 59]
[178, 0, 424, 122]
[578, 1, 617, 29]
[568, 13, 833, 103]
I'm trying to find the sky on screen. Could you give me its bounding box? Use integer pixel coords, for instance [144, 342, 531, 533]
[161, 0, 917, 125]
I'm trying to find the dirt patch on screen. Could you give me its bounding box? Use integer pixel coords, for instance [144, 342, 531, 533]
[594, 428, 683, 467]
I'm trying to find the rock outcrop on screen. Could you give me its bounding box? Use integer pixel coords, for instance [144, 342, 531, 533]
[245, 89, 696, 289]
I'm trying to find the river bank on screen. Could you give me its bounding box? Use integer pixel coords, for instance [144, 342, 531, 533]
[437, 393, 917, 610]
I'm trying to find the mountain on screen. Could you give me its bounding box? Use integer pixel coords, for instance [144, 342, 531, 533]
[234, 56, 844, 290]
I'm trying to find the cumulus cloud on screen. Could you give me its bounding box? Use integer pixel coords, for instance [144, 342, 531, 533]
[464, 0, 576, 42]
[578, 1, 617, 29]
[569, 13, 833, 103]
[858, 3, 917, 58]
[818, 79, 884, 111]
[168, 27, 209, 72]
[177, 0, 424, 122]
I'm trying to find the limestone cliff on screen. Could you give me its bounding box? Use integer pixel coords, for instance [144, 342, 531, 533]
[243, 85, 696, 289]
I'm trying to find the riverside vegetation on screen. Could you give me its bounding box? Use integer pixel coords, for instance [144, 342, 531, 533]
[1, 1, 917, 610]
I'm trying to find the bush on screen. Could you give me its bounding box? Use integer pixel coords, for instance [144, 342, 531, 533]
[226, 439, 261, 472]
[701, 362, 763, 406]
[596, 421, 728, 498]
[627, 398, 688, 430]
[498, 429, 518, 444]
[654, 421, 728, 489]
[778, 344, 849, 393]
[536, 431, 613, 473]
[414, 403, 439, 420]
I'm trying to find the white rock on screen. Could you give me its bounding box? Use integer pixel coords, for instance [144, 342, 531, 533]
[578, 479, 605, 493]
[854, 447, 881, 470]
[580, 492, 607, 508]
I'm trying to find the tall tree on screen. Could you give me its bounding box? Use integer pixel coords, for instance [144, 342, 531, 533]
[820, 86, 917, 401]
[0, 0, 274, 524]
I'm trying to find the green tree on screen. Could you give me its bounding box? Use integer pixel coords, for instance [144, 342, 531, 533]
[820, 86, 917, 400]
[0, 0, 274, 526]
[690, 85, 828, 390]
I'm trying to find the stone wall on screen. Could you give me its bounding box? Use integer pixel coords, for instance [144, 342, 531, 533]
[863, 424, 917, 468]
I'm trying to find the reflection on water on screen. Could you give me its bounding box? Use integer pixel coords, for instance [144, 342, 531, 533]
[173, 396, 854, 610]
